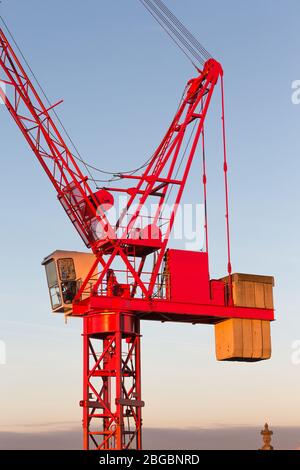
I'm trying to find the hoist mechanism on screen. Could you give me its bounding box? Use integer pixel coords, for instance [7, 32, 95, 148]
[0, 0, 274, 451]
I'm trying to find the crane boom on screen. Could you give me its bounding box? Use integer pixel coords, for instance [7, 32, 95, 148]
[76, 58, 224, 301]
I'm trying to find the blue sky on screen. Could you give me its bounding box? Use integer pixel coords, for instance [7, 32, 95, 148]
[0, 0, 300, 448]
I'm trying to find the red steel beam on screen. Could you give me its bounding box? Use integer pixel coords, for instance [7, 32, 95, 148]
[73, 296, 274, 323]
[81, 313, 142, 450]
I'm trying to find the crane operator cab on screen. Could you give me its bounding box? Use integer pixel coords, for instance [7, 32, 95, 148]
[42, 250, 96, 315]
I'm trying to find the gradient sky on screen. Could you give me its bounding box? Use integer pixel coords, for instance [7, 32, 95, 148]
[0, 0, 300, 449]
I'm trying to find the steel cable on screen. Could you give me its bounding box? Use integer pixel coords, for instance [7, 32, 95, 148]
[141, 0, 205, 65]
[152, 0, 211, 61]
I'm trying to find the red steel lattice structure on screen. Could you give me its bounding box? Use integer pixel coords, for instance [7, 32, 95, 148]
[0, 24, 274, 450]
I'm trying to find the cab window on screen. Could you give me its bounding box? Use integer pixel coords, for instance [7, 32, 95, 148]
[50, 285, 62, 309]
[45, 260, 62, 309]
[45, 260, 58, 288]
[57, 258, 76, 282]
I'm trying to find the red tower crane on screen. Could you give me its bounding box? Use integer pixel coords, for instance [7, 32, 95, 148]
[0, 1, 274, 451]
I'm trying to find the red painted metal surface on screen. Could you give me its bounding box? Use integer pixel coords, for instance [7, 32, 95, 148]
[81, 313, 142, 450]
[165, 250, 211, 304]
[0, 27, 274, 450]
[73, 294, 275, 323]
